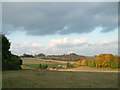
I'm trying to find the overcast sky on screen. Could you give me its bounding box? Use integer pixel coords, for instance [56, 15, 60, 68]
[2, 2, 118, 56]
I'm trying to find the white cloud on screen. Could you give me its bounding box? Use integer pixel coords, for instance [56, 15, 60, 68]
[31, 43, 43, 47]
[49, 37, 88, 47]
[73, 37, 88, 45]
[10, 38, 118, 56]
[89, 40, 118, 46]
[49, 38, 71, 47]
[10, 42, 44, 55]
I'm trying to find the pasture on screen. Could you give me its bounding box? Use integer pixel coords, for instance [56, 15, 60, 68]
[2, 70, 118, 88]
[21, 58, 66, 69]
[26, 64, 66, 68]
[2, 58, 119, 88]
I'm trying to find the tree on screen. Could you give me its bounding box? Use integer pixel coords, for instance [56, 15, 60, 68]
[95, 54, 116, 68]
[21, 53, 33, 58]
[2, 34, 22, 70]
[67, 62, 70, 68]
[36, 53, 45, 57]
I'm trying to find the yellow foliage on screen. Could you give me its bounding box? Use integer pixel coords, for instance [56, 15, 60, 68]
[81, 60, 86, 66]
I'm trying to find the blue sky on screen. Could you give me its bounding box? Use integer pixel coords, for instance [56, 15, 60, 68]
[3, 2, 118, 56]
[6, 27, 118, 46]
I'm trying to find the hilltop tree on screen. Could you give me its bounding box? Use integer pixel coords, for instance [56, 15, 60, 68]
[36, 53, 45, 57]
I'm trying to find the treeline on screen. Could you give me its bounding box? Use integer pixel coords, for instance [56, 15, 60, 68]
[67, 54, 119, 69]
[20, 53, 45, 58]
[39, 53, 90, 61]
[20, 52, 97, 62]
[2, 34, 22, 70]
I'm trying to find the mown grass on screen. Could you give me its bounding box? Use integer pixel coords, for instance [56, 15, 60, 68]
[26, 64, 66, 68]
[2, 70, 118, 88]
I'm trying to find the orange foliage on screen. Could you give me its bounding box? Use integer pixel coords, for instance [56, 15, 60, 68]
[96, 54, 114, 67]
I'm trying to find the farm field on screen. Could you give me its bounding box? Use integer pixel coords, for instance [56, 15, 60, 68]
[2, 70, 118, 88]
[26, 64, 66, 68]
[21, 58, 68, 64]
[21, 58, 67, 69]
[21, 58, 119, 72]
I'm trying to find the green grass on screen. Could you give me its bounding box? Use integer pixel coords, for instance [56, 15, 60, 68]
[21, 58, 66, 64]
[26, 64, 66, 68]
[21, 58, 56, 64]
[2, 70, 118, 88]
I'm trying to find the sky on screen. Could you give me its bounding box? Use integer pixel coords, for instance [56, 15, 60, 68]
[2, 2, 118, 56]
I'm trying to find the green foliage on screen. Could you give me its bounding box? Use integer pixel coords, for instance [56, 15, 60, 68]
[36, 53, 45, 57]
[109, 56, 116, 67]
[21, 53, 34, 58]
[88, 60, 96, 67]
[111, 62, 118, 69]
[2, 34, 22, 70]
[39, 64, 48, 69]
[70, 64, 75, 68]
[67, 62, 70, 68]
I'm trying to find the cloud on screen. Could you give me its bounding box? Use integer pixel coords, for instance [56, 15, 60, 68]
[10, 42, 44, 55]
[49, 37, 88, 48]
[88, 40, 118, 46]
[2, 2, 118, 36]
[73, 38, 88, 45]
[10, 39, 118, 56]
[49, 38, 71, 47]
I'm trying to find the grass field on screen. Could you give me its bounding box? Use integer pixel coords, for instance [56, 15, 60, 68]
[26, 64, 66, 68]
[2, 70, 118, 88]
[3, 58, 119, 88]
[21, 58, 57, 64]
[21, 58, 66, 69]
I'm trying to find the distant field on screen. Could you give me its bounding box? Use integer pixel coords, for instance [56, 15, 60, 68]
[2, 70, 118, 88]
[21, 58, 66, 69]
[21, 58, 118, 72]
[21, 58, 56, 64]
[21, 58, 67, 64]
[26, 64, 66, 68]
[58, 66, 119, 72]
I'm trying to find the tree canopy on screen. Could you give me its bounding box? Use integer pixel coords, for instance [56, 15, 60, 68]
[2, 34, 22, 70]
